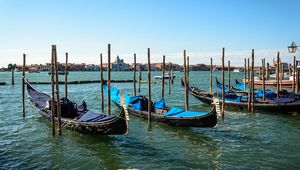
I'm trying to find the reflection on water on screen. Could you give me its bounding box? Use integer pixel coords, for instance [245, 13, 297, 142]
[0, 71, 300, 169]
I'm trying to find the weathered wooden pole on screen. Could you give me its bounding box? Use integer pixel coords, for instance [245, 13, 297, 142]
[292, 56, 296, 94]
[247, 59, 251, 112]
[161, 55, 165, 98]
[100, 53, 104, 111]
[247, 58, 250, 83]
[262, 59, 266, 101]
[147, 48, 151, 123]
[107, 44, 111, 115]
[187, 56, 189, 86]
[228, 60, 231, 88]
[221, 48, 225, 120]
[54, 46, 62, 134]
[251, 49, 255, 113]
[210, 58, 213, 94]
[133, 53, 137, 96]
[138, 63, 141, 92]
[65, 52, 68, 98]
[51, 45, 56, 136]
[297, 61, 299, 93]
[168, 62, 171, 95]
[10, 64, 15, 85]
[184, 50, 189, 111]
[279, 61, 282, 90]
[244, 58, 247, 91]
[22, 54, 26, 117]
[276, 52, 280, 98]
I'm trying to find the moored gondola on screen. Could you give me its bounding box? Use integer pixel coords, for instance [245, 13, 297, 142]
[103, 83, 218, 127]
[189, 84, 300, 113]
[25, 78, 128, 135]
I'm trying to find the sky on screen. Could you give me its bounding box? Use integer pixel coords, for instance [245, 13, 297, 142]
[1, 0, 300, 67]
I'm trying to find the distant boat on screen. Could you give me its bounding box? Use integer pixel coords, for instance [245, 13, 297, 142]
[153, 73, 175, 80]
[233, 68, 240, 72]
[28, 70, 40, 73]
[48, 71, 68, 75]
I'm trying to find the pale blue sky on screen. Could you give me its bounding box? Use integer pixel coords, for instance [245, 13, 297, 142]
[1, 0, 300, 67]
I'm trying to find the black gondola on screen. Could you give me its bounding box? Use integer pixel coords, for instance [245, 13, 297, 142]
[25, 78, 128, 135]
[189, 85, 300, 113]
[103, 83, 218, 127]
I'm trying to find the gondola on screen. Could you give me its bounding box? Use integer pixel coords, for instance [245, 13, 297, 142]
[215, 78, 277, 99]
[188, 84, 300, 113]
[103, 83, 218, 127]
[25, 78, 128, 135]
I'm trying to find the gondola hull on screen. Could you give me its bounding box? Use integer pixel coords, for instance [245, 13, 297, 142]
[190, 87, 300, 113]
[26, 81, 128, 135]
[113, 101, 217, 127]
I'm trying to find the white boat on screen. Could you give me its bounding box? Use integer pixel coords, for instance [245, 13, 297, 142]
[153, 73, 175, 80]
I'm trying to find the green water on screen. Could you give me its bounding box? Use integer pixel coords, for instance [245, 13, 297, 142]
[1, 71, 300, 169]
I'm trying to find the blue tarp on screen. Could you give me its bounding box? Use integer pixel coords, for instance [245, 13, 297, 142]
[77, 111, 113, 122]
[235, 82, 249, 91]
[103, 83, 166, 111]
[216, 81, 231, 92]
[154, 98, 166, 109]
[163, 107, 208, 117]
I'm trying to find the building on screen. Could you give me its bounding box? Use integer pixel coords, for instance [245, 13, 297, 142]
[111, 56, 130, 71]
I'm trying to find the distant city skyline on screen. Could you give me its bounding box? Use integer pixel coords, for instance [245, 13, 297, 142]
[1, 0, 299, 67]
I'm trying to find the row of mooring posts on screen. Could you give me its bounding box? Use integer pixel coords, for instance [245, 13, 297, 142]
[98, 45, 176, 124]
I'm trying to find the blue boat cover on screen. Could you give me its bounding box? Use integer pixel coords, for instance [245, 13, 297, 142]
[154, 98, 166, 109]
[235, 82, 249, 91]
[163, 107, 209, 117]
[77, 111, 113, 122]
[103, 83, 166, 111]
[216, 80, 231, 92]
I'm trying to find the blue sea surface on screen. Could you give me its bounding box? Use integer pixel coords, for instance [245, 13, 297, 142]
[0, 71, 300, 169]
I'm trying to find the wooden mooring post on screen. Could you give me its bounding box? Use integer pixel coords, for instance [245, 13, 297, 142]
[293, 56, 296, 94]
[262, 59, 266, 101]
[22, 54, 26, 117]
[221, 48, 225, 120]
[133, 53, 137, 96]
[107, 44, 111, 115]
[244, 58, 246, 91]
[210, 58, 213, 94]
[247, 57, 251, 113]
[51, 45, 56, 136]
[184, 50, 189, 111]
[161, 55, 165, 98]
[251, 49, 255, 113]
[147, 48, 151, 123]
[100, 53, 104, 111]
[65, 52, 68, 98]
[276, 52, 280, 98]
[54, 46, 62, 134]
[228, 60, 231, 88]
[168, 62, 171, 95]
